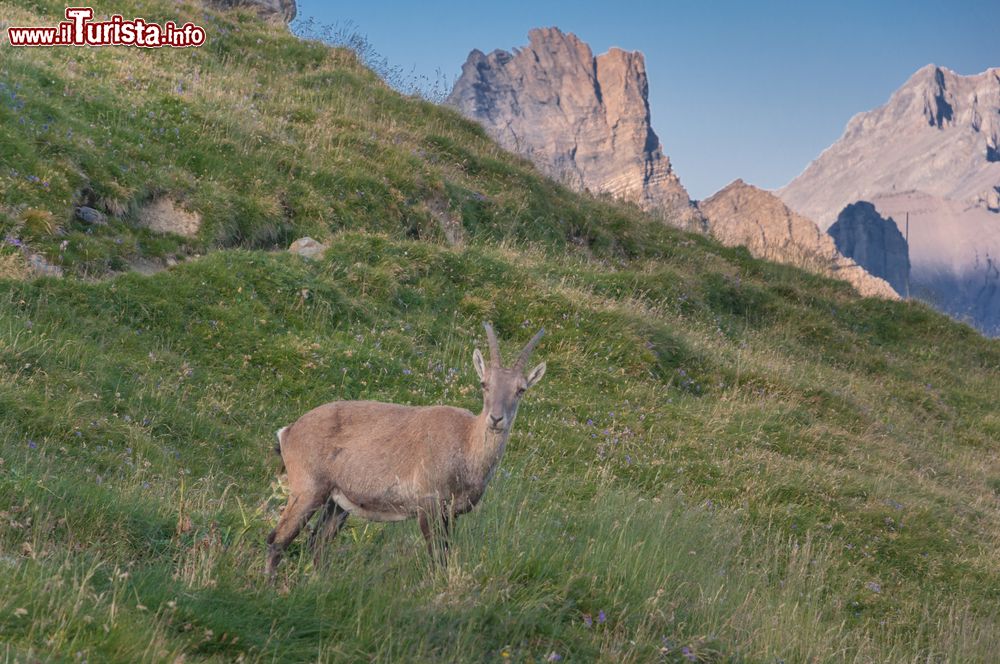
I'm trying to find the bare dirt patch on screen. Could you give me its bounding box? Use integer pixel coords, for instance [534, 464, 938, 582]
[137, 198, 201, 238]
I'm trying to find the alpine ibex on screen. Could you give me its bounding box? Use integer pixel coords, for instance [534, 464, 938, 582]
[266, 322, 546, 575]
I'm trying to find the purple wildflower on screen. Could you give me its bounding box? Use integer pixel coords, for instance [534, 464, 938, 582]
[582, 614, 592, 628]
[27, 440, 37, 449]
[546, 653, 562, 662]
[402, 368, 412, 375]
[597, 610, 606, 624]
[866, 581, 882, 594]
[682, 646, 697, 662]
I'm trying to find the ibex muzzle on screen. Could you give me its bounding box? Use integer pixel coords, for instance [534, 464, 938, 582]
[266, 322, 546, 576]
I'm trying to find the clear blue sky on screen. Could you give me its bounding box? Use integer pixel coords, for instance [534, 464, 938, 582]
[294, 0, 999, 200]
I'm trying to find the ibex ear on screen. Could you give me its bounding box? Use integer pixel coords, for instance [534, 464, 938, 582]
[473, 348, 486, 381]
[525, 362, 546, 388]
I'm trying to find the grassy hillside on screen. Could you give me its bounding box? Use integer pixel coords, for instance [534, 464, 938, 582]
[0, 0, 670, 275]
[1, 1, 999, 662]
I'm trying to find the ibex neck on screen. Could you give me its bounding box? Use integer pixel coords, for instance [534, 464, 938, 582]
[469, 410, 510, 482]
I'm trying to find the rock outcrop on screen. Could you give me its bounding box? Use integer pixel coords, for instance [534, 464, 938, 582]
[447, 28, 702, 230]
[778, 65, 1000, 334]
[827, 202, 911, 296]
[699, 181, 898, 299]
[204, 0, 296, 22]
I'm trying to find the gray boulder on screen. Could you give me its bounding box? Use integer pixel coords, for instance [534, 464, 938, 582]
[288, 237, 327, 260]
[75, 206, 106, 225]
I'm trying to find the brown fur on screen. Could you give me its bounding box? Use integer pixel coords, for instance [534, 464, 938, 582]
[265, 323, 546, 576]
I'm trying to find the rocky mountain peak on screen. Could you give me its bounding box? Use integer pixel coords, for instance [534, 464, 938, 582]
[785, 64, 1000, 226]
[883, 64, 1000, 133]
[447, 27, 703, 229]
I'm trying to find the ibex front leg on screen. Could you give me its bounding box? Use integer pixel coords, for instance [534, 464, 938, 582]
[418, 502, 452, 566]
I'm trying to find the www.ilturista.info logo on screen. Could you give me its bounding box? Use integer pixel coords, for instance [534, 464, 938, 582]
[6, 7, 206, 48]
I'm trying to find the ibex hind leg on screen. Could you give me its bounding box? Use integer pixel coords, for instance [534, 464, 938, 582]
[266, 489, 325, 578]
[309, 497, 349, 566]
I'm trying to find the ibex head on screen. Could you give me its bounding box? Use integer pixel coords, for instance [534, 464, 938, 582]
[473, 322, 546, 433]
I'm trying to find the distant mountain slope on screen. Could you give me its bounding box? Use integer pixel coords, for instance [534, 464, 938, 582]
[778, 65, 1000, 334]
[779, 65, 1000, 224]
[447, 28, 703, 229]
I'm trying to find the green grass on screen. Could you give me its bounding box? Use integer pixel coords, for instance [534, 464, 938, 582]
[1, 2, 999, 662]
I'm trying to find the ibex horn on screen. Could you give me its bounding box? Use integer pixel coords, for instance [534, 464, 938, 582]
[514, 328, 544, 370]
[484, 322, 501, 367]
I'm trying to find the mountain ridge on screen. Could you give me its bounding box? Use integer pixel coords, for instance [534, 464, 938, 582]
[779, 63, 1000, 224]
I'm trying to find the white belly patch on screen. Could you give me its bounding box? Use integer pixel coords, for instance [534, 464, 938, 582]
[331, 490, 411, 522]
